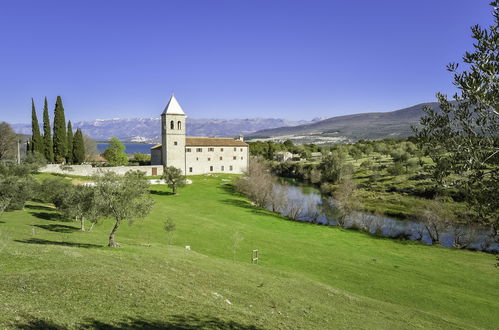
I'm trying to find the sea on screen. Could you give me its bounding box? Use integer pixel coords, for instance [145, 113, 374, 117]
[96, 143, 156, 155]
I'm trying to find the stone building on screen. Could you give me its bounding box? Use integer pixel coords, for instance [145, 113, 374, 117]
[151, 95, 249, 174]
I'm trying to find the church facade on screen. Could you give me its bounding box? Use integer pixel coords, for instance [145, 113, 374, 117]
[151, 95, 249, 175]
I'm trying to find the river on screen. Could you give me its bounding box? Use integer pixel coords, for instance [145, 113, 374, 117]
[274, 178, 498, 252]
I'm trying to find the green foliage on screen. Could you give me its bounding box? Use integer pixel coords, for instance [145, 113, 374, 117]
[93, 171, 154, 246]
[132, 153, 151, 165]
[38, 177, 73, 209]
[72, 129, 86, 164]
[0, 122, 17, 161]
[66, 121, 74, 164]
[162, 166, 186, 194]
[319, 150, 348, 183]
[42, 98, 54, 163]
[60, 185, 100, 231]
[414, 2, 499, 225]
[387, 162, 405, 176]
[102, 137, 128, 166]
[0, 163, 37, 212]
[30, 98, 43, 155]
[52, 96, 67, 164]
[163, 216, 176, 245]
[22, 151, 47, 172]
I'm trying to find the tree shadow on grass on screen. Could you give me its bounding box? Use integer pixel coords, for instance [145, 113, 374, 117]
[14, 238, 101, 249]
[25, 204, 55, 211]
[14, 314, 261, 330]
[0, 220, 5, 224]
[149, 189, 175, 196]
[32, 223, 80, 233]
[29, 212, 62, 222]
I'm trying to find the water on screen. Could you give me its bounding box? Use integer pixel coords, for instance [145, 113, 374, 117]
[96, 143, 156, 155]
[273, 179, 498, 252]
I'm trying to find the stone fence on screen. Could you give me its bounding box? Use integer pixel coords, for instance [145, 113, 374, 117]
[39, 164, 163, 177]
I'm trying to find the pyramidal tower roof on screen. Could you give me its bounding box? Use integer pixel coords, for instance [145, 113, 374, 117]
[162, 94, 185, 115]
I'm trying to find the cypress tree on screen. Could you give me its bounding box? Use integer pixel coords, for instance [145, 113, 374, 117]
[42, 97, 54, 163]
[53, 95, 67, 163]
[72, 128, 86, 164]
[30, 98, 43, 154]
[66, 120, 74, 164]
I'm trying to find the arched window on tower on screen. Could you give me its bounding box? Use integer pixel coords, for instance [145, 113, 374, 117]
[177, 121, 182, 130]
[170, 120, 174, 130]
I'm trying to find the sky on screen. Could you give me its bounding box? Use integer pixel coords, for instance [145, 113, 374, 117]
[0, 0, 494, 123]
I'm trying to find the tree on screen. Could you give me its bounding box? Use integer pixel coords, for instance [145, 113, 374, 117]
[102, 137, 128, 166]
[72, 129, 86, 164]
[52, 96, 67, 163]
[414, 2, 499, 227]
[83, 135, 98, 161]
[30, 98, 43, 155]
[60, 185, 100, 231]
[0, 122, 17, 161]
[234, 157, 274, 208]
[162, 166, 186, 194]
[42, 98, 54, 163]
[66, 121, 74, 164]
[413, 198, 454, 245]
[333, 176, 361, 228]
[163, 217, 176, 245]
[319, 150, 348, 183]
[94, 171, 154, 247]
[0, 162, 37, 212]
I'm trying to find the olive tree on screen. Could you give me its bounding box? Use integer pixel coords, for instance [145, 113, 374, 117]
[94, 171, 154, 247]
[162, 166, 186, 195]
[414, 2, 499, 228]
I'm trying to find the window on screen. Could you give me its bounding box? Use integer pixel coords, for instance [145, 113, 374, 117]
[241, 157, 243, 160]
[221, 166, 224, 171]
[174, 141, 178, 146]
[208, 158, 211, 161]
[229, 165, 233, 171]
[186, 148, 191, 152]
[233, 156, 237, 160]
[177, 121, 182, 130]
[219, 156, 223, 160]
[240, 148, 243, 152]
[196, 148, 202, 152]
[189, 167, 193, 173]
[208, 147, 214, 152]
[170, 121, 174, 129]
[196, 157, 199, 161]
[210, 166, 213, 172]
[221, 148, 224, 152]
[234, 147, 236, 151]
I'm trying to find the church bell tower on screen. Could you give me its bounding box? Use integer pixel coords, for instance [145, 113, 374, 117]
[161, 94, 186, 173]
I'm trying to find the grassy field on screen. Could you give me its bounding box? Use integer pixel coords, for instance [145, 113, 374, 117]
[0, 174, 498, 329]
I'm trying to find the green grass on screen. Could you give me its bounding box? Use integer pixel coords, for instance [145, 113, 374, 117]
[0, 174, 498, 329]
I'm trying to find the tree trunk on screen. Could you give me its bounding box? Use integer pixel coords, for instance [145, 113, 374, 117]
[172, 185, 176, 194]
[80, 216, 85, 231]
[108, 219, 122, 247]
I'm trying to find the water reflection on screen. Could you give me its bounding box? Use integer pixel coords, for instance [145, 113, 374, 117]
[273, 179, 498, 253]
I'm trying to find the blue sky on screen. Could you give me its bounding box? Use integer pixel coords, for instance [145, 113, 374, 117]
[0, 0, 493, 123]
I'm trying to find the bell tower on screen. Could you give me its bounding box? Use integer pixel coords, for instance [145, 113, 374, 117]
[161, 94, 186, 173]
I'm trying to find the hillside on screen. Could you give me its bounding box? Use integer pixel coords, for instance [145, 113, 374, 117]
[248, 102, 440, 144]
[1, 174, 497, 328]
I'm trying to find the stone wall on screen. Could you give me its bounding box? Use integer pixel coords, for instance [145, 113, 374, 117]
[40, 164, 164, 177]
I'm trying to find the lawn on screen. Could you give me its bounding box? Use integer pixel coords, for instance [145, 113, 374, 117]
[0, 174, 497, 329]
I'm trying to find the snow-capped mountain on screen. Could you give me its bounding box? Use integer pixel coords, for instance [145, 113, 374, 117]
[11, 117, 313, 143]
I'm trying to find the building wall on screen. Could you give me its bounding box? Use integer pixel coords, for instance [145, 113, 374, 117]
[185, 145, 248, 175]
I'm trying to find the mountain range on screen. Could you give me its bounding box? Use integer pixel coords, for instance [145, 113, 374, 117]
[11, 102, 438, 144]
[11, 118, 318, 143]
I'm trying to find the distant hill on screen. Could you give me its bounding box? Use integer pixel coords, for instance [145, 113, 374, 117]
[247, 102, 440, 144]
[11, 117, 315, 143]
